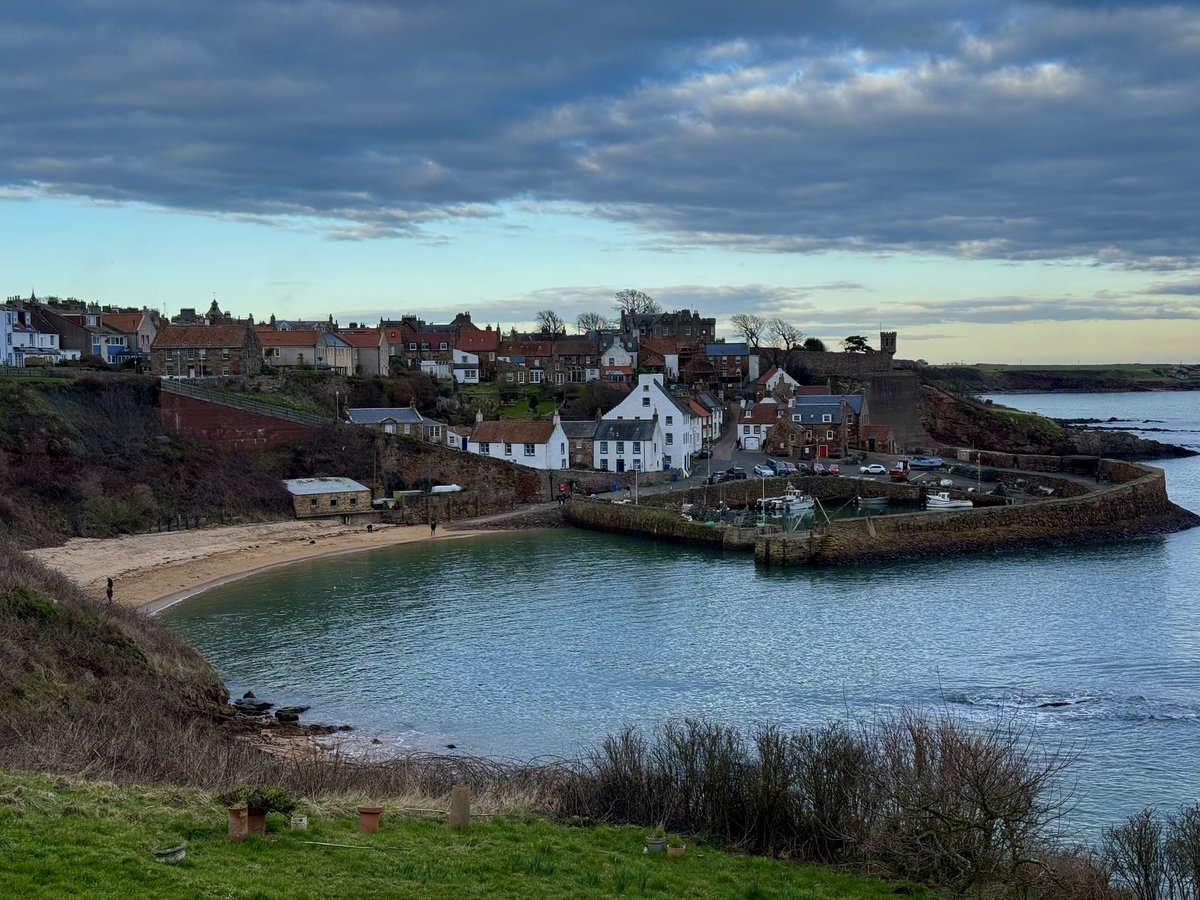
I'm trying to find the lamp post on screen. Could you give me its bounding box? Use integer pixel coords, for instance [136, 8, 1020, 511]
[334, 389, 339, 422]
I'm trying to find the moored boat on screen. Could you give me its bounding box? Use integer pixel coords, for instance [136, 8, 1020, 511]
[925, 490, 973, 510]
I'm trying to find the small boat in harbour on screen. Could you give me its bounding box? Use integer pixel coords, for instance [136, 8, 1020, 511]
[756, 485, 814, 513]
[925, 491, 973, 510]
[856, 496, 888, 509]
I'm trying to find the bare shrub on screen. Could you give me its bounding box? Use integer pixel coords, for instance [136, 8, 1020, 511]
[1166, 805, 1200, 899]
[1103, 808, 1168, 900]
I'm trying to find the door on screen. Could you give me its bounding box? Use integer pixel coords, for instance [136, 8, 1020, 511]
[818, 444, 828, 457]
[616, 459, 625, 473]
[743, 436, 760, 451]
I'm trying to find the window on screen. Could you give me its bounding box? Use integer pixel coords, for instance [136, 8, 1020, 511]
[330, 497, 338, 507]
[531, 370, 544, 383]
[599, 441, 609, 453]
[753, 425, 761, 434]
[518, 372, 526, 384]
[560, 443, 565, 454]
[608, 357, 615, 365]
[504, 442, 513, 455]
[666, 416, 673, 426]
[555, 372, 564, 384]
[664, 455, 671, 467]
[222, 348, 230, 359]
[420, 342, 430, 350]
[408, 342, 417, 351]
[642, 397, 650, 407]
[616, 441, 625, 454]
[480, 442, 490, 454]
[633, 441, 641, 453]
[524, 444, 535, 456]
[349, 497, 358, 506]
[822, 414, 832, 422]
[805, 431, 812, 440]
[439, 342, 448, 350]
[793, 414, 801, 422]
[310, 498, 317, 508]
[643, 384, 649, 392]
[633, 459, 643, 471]
[599, 458, 609, 470]
[665, 433, 673, 445]
[826, 429, 834, 440]
[505, 372, 514, 382]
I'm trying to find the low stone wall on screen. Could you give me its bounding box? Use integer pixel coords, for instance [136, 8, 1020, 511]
[759, 461, 1197, 566]
[563, 497, 757, 551]
[565, 461, 1199, 566]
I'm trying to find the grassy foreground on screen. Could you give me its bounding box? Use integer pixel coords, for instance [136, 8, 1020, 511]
[0, 771, 922, 899]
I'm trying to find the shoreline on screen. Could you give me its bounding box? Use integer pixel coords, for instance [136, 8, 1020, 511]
[27, 518, 503, 614]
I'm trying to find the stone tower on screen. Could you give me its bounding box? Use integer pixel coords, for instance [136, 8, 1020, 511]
[879, 331, 897, 356]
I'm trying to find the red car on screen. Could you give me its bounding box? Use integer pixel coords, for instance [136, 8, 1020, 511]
[828, 463, 840, 476]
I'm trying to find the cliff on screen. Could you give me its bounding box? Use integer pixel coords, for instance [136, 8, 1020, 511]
[918, 384, 1195, 459]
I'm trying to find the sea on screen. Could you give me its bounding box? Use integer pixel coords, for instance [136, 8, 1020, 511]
[161, 391, 1200, 839]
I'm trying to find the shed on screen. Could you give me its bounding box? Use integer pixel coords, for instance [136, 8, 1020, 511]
[283, 477, 372, 519]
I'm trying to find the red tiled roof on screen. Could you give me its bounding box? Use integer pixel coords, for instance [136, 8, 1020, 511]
[102, 312, 146, 335]
[688, 399, 711, 418]
[457, 329, 498, 352]
[755, 366, 781, 385]
[471, 420, 556, 444]
[337, 330, 383, 348]
[742, 401, 784, 424]
[153, 324, 254, 349]
[257, 330, 320, 347]
[640, 337, 678, 355]
[640, 351, 666, 367]
[602, 365, 634, 375]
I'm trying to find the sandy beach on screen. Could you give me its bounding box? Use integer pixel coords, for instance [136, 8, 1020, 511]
[27, 519, 489, 613]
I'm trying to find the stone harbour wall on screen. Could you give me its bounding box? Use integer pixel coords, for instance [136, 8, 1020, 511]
[566, 461, 1199, 566]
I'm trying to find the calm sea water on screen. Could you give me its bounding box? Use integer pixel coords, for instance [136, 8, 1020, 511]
[163, 391, 1200, 837]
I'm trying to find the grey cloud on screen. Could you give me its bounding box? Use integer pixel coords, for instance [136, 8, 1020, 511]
[2, 2, 1198, 266]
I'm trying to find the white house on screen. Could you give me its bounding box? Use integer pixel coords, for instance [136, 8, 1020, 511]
[755, 366, 799, 395]
[602, 373, 696, 472]
[738, 397, 784, 451]
[0, 305, 15, 366]
[593, 418, 663, 473]
[451, 348, 480, 384]
[600, 336, 636, 370]
[467, 414, 569, 470]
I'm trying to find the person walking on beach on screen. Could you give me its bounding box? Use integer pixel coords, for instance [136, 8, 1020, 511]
[430, 520, 437, 536]
[105, 577, 114, 604]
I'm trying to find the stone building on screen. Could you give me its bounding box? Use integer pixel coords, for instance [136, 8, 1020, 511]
[151, 324, 263, 377]
[283, 477, 373, 520]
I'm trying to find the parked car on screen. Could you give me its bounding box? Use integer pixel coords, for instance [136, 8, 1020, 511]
[705, 472, 727, 485]
[860, 463, 887, 475]
[753, 464, 774, 478]
[695, 446, 712, 459]
[828, 463, 840, 476]
[812, 462, 827, 475]
[776, 461, 800, 476]
[725, 466, 748, 480]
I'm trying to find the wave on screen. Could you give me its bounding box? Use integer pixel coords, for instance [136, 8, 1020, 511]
[944, 689, 1200, 723]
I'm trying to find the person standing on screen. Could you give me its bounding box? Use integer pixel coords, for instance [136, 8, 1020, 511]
[430, 520, 438, 536]
[106, 577, 114, 604]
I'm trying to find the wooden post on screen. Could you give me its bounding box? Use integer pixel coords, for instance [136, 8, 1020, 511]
[448, 785, 471, 829]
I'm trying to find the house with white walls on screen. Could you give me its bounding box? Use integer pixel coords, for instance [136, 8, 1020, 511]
[451, 348, 480, 384]
[593, 418, 663, 473]
[467, 414, 569, 470]
[601, 373, 696, 472]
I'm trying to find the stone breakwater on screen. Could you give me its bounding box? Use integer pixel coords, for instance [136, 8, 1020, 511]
[563, 460, 1199, 567]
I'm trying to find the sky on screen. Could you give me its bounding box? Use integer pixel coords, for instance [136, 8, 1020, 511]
[2, 1, 1198, 364]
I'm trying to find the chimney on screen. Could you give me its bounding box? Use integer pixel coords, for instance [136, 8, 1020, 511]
[475, 409, 484, 424]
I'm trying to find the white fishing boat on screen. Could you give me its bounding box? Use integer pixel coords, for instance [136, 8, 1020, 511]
[925, 491, 973, 510]
[856, 496, 888, 509]
[755, 485, 814, 513]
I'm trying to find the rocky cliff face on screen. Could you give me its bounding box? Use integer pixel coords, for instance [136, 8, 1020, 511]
[919, 384, 1194, 458]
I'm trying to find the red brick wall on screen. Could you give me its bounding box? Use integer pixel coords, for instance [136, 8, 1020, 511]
[160, 392, 316, 451]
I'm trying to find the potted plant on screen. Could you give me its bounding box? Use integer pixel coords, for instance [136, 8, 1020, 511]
[645, 823, 666, 853]
[357, 805, 385, 833]
[666, 835, 686, 858]
[218, 786, 298, 840]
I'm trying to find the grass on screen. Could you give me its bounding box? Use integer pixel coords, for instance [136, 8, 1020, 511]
[0, 770, 923, 899]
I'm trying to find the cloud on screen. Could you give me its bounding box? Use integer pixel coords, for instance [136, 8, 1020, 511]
[2, 2, 1198, 268]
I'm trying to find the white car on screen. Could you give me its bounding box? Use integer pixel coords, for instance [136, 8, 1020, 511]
[753, 464, 775, 478]
[860, 463, 888, 474]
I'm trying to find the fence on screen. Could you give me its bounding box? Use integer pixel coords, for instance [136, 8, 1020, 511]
[158, 378, 334, 428]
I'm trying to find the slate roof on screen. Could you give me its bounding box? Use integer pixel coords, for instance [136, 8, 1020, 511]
[791, 394, 863, 414]
[257, 329, 320, 347]
[706, 342, 749, 357]
[470, 419, 557, 444]
[560, 420, 598, 440]
[594, 419, 658, 442]
[153, 325, 254, 349]
[283, 477, 370, 496]
[346, 407, 445, 426]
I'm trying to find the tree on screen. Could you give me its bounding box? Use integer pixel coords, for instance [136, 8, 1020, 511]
[842, 334, 872, 353]
[613, 289, 662, 316]
[729, 313, 766, 347]
[535, 309, 566, 336]
[576, 312, 613, 334]
[802, 337, 827, 352]
[767, 318, 803, 351]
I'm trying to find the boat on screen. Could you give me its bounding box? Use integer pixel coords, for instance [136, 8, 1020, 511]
[925, 491, 973, 510]
[908, 456, 945, 470]
[856, 496, 888, 509]
[756, 485, 814, 513]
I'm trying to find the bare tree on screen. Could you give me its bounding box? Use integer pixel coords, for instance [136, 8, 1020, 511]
[729, 313, 766, 347]
[613, 289, 662, 316]
[767, 318, 803, 351]
[576, 311, 613, 334]
[535, 309, 566, 336]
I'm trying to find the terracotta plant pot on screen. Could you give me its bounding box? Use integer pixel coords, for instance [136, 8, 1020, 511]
[358, 806, 384, 833]
[246, 807, 267, 838]
[667, 845, 686, 858]
[227, 805, 249, 842]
